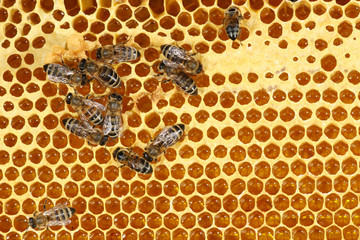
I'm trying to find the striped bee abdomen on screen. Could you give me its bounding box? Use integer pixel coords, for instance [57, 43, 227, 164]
[83, 106, 104, 126]
[172, 72, 198, 96]
[98, 66, 121, 88]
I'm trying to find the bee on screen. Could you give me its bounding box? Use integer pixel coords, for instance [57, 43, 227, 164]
[26, 201, 75, 231]
[161, 44, 203, 74]
[96, 44, 140, 64]
[223, 6, 244, 41]
[65, 92, 105, 126]
[43, 63, 88, 87]
[78, 59, 121, 88]
[157, 60, 198, 96]
[62, 118, 109, 146]
[113, 147, 153, 174]
[143, 123, 185, 163]
[103, 93, 123, 139]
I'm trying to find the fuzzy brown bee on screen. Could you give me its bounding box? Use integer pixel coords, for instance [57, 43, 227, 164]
[143, 123, 185, 163]
[65, 92, 105, 126]
[161, 44, 203, 74]
[157, 60, 198, 96]
[96, 44, 140, 64]
[26, 202, 75, 231]
[63, 118, 108, 146]
[78, 59, 121, 88]
[223, 6, 244, 41]
[43, 63, 88, 87]
[113, 147, 153, 174]
[103, 93, 123, 139]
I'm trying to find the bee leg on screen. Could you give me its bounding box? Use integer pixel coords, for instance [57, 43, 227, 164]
[161, 79, 172, 84]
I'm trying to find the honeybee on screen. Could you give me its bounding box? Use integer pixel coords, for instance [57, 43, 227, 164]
[78, 59, 121, 88]
[26, 202, 75, 231]
[113, 147, 153, 174]
[43, 63, 88, 87]
[62, 118, 109, 146]
[143, 123, 185, 163]
[223, 6, 244, 41]
[103, 93, 123, 139]
[96, 44, 140, 64]
[161, 44, 203, 74]
[65, 92, 105, 126]
[158, 60, 198, 96]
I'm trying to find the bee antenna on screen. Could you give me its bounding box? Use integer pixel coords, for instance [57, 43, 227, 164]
[16, 219, 28, 223]
[57, 87, 67, 96]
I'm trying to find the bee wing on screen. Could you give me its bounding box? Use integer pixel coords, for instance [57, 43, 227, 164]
[83, 99, 106, 111]
[47, 219, 71, 226]
[43, 203, 68, 216]
[102, 115, 112, 136]
[171, 46, 192, 60]
[152, 127, 179, 149]
[163, 60, 182, 69]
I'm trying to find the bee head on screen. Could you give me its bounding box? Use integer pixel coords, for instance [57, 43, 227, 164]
[28, 217, 36, 229]
[227, 7, 238, 16]
[158, 61, 166, 71]
[114, 148, 126, 161]
[109, 93, 123, 101]
[43, 64, 49, 72]
[79, 59, 87, 71]
[81, 74, 88, 85]
[143, 152, 154, 162]
[96, 48, 102, 60]
[195, 63, 203, 74]
[100, 135, 109, 146]
[65, 93, 73, 104]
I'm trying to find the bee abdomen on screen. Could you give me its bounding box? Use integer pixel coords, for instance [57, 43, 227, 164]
[226, 25, 240, 40]
[108, 116, 120, 138]
[85, 107, 104, 126]
[63, 118, 90, 138]
[98, 66, 121, 88]
[173, 72, 198, 96]
[130, 157, 153, 174]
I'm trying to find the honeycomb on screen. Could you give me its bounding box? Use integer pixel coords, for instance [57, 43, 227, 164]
[1, 0, 360, 239]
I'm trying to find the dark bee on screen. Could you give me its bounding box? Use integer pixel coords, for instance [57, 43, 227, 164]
[161, 44, 203, 74]
[43, 63, 88, 87]
[62, 118, 108, 146]
[78, 59, 121, 88]
[26, 202, 75, 231]
[143, 123, 185, 163]
[96, 44, 140, 64]
[65, 92, 105, 126]
[158, 60, 198, 96]
[113, 147, 153, 174]
[223, 6, 244, 41]
[103, 93, 123, 139]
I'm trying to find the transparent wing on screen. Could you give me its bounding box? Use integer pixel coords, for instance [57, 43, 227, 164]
[83, 99, 106, 111]
[46, 64, 74, 84]
[43, 203, 68, 216]
[152, 127, 179, 149]
[48, 219, 71, 226]
[163, 60, 183, 69]
[43, 204, 73, 226]
[102, 115, 112, 135]
[170, 46, 192, 60]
